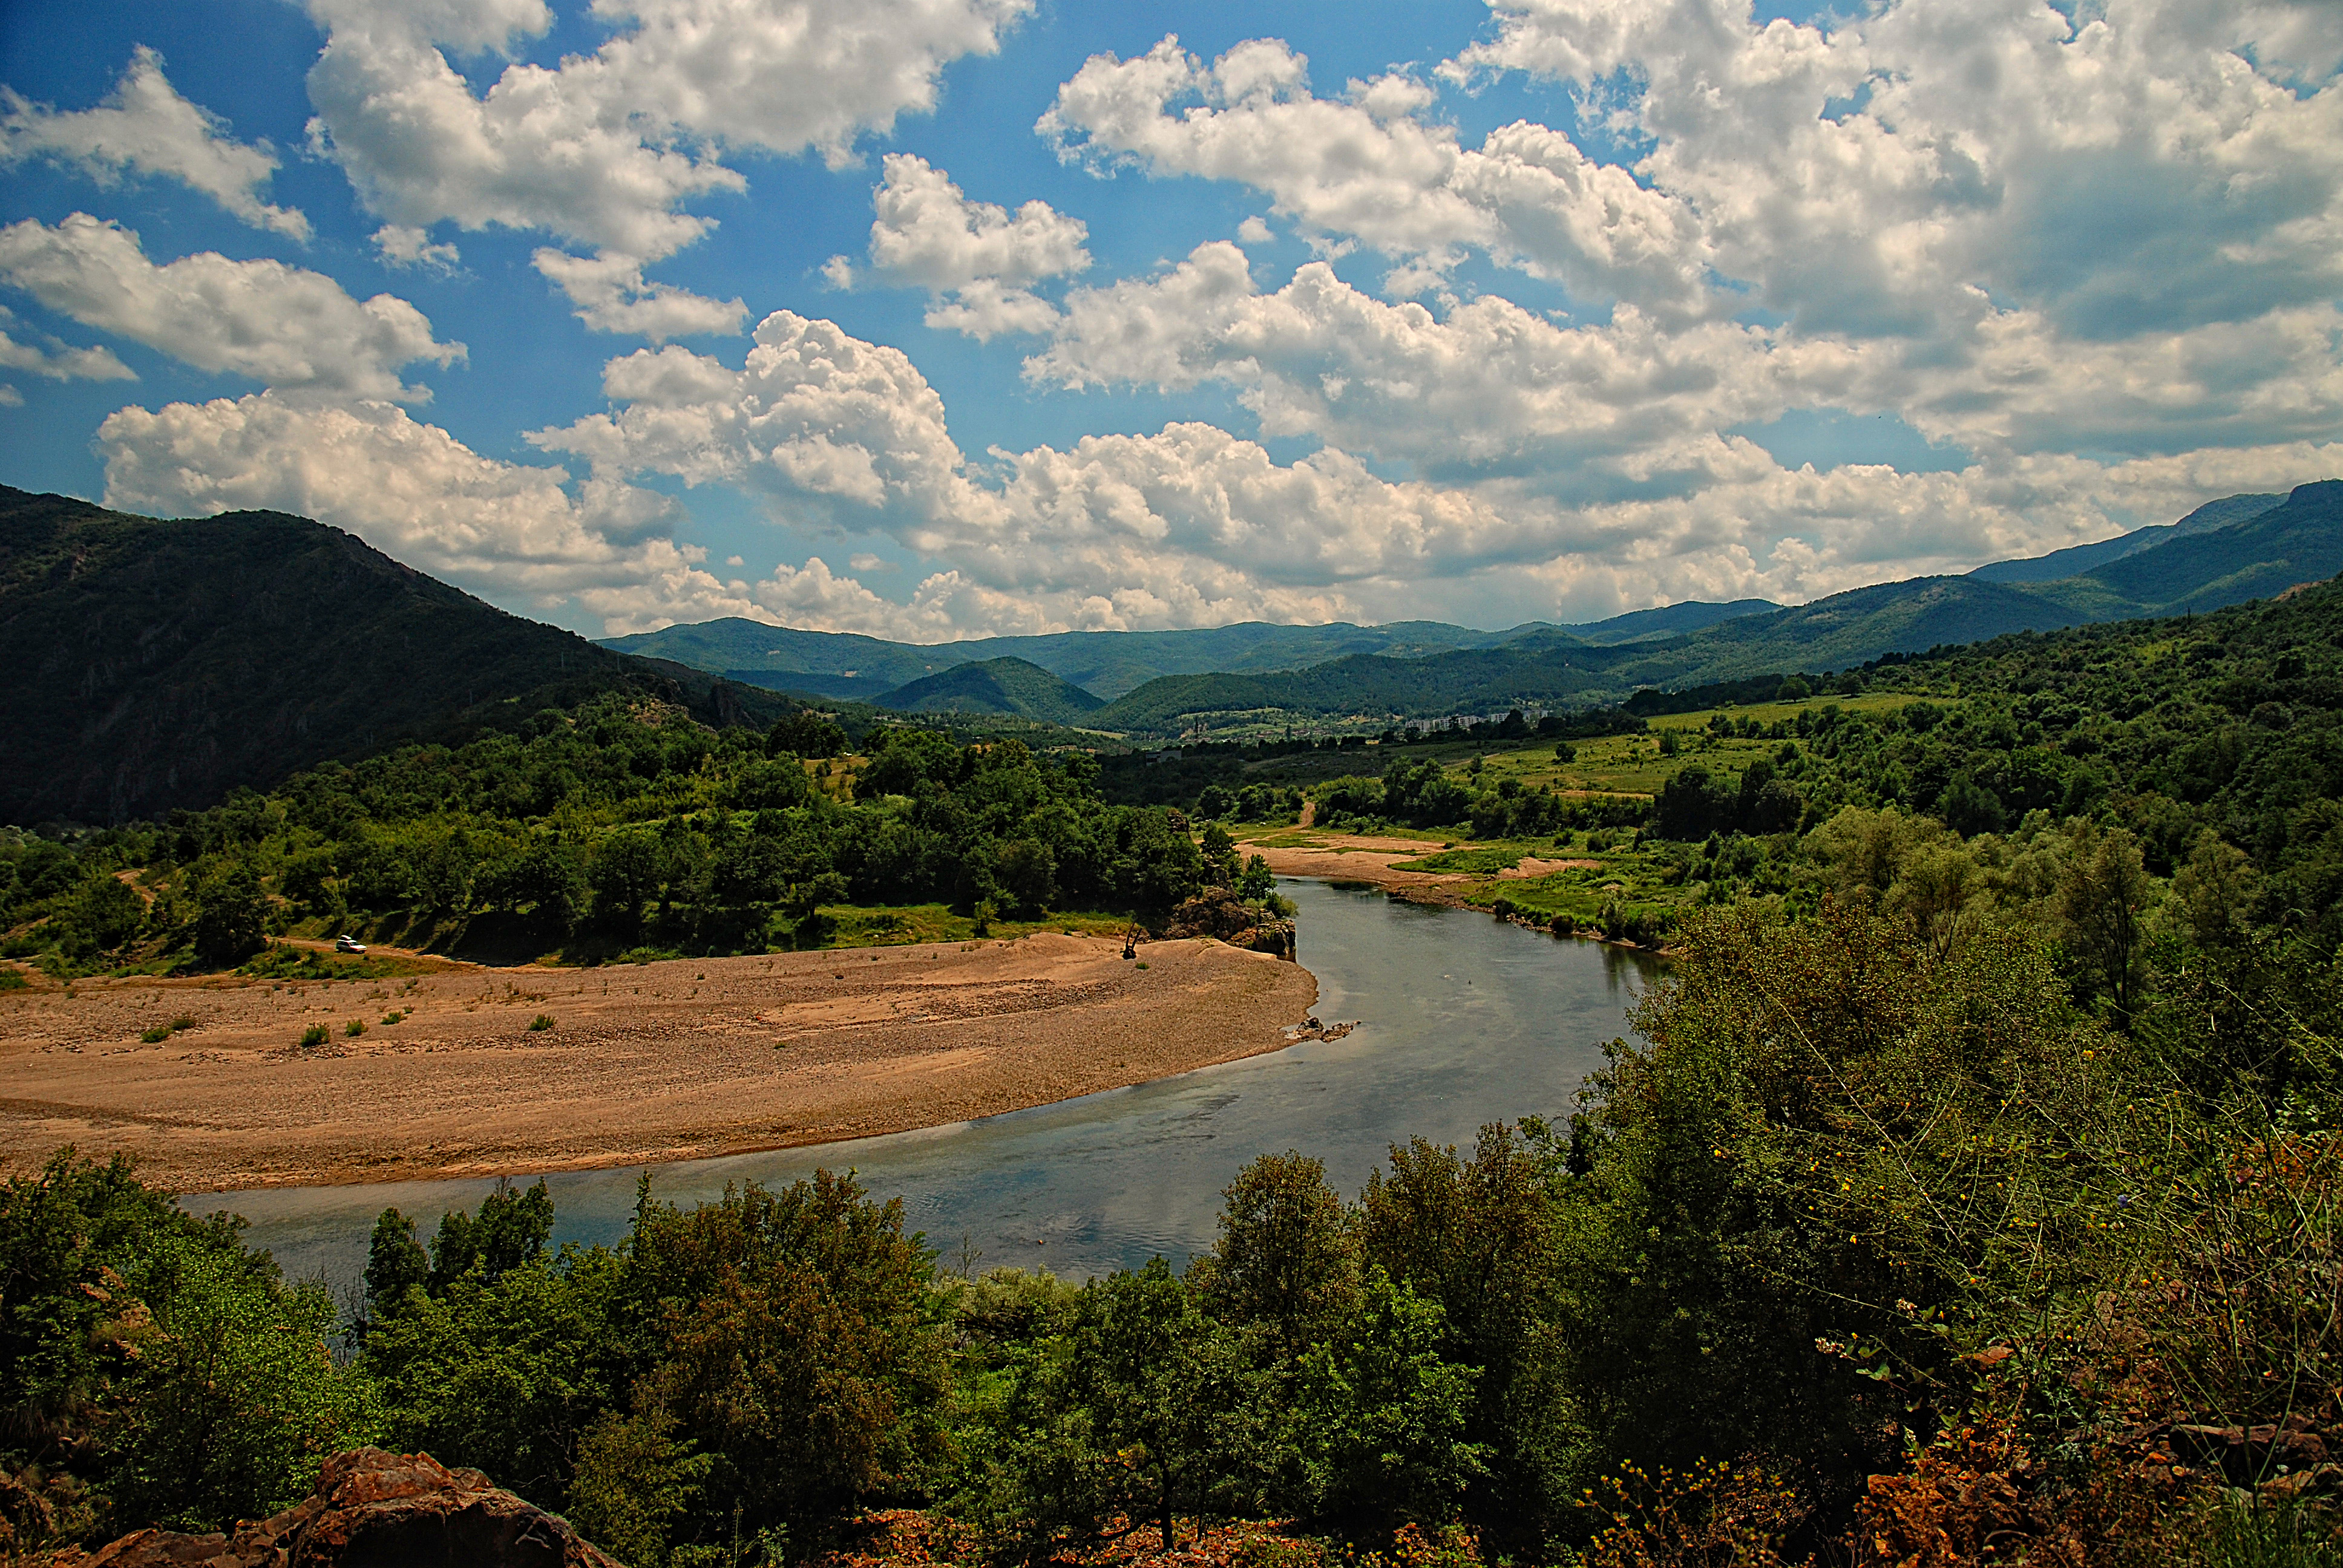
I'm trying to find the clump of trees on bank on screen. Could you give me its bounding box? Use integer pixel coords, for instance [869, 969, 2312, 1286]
[0, 716, 1227, 976]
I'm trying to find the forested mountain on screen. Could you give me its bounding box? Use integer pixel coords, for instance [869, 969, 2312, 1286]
[1965, 490, 2279, 583]
[873, 656, 1107, 725]
[0, 489, 801, 826]
[601, 615, 1539, 700]
[600, 603, 1789, 699]
[1089, 483, 2343, 734]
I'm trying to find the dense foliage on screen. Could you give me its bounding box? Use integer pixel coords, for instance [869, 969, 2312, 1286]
[12, 566, 2343, 1563]
[1, 710, 1217, 975]
[0, 487, 801, 826]
[4, 843, 2330, 1563]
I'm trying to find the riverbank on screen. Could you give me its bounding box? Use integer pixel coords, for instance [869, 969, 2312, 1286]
[1240, 830, 1677, 950]
[0, 933, 1316, 1193]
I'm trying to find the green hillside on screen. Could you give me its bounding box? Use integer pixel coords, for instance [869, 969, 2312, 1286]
[0, 488, 800, 826]
[871, 656, 1107, 725]
[1966, 491, 2280, 584]
[605, 616, 1535, 699]
[603, 604, 1788, 697]
[1088, 482, 2342, 736]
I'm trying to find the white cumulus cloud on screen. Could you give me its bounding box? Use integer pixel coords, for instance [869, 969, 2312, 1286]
[852, 153, 1088, 338]
[1038, 35, 1712, 311]
[0, 307, 135, 383]
[531, 249, 746, 340]
[0, 215, 462, 401]
[372, 224, 460, 271]
[302, 0, 1035, 338]
[94, 390, 724, 615]
[1, 47, 310, 239]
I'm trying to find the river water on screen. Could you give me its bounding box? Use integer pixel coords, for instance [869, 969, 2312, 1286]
[209, 880, 1661, 1289]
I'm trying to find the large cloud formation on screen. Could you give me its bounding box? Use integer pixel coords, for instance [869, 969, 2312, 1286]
[1, 47, 310, 239]
[304, 0, 1032, 336]
[56, 0, 2343, 636]
[0, 215, 462, 400]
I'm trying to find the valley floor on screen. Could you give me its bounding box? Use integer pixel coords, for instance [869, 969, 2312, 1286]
[0, 933, 1316, 1192]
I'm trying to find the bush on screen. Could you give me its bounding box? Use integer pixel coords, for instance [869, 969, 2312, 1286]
[344, 1019, 365, 1037]
[299, 1024, 329, 1047]
[103, 1229, 377, 1530]
[528, 1014, 555, 1031]
[140, 1025, 170, 1044]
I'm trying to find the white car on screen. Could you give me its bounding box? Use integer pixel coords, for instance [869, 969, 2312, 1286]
[335, 935, 367, 954]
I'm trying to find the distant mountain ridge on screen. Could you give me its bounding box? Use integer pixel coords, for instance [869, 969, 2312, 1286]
[10, 480, 2331, 823]
[602, 601, 1789, 701]
[608, 488, 2331, 734]
[1083, 482, 2342, 733]
[1967, 493, 2282, 584]
[0, 487, 798, 825]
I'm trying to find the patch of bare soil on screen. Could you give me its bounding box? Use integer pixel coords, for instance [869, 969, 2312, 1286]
[0, 935, 1317, 1192]
[1240, 835, 1477, 896]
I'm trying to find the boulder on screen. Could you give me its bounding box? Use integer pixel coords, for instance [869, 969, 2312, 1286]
[64, 1448, 623, 1568]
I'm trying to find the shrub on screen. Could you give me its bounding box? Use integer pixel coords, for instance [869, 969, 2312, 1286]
[528, 1014, 554, 1031]
[168, 1016, 195, 1032]
[140, 1025, 170, 1044]
[299, 1024, 329, 1047]
[344, 1019, 365, 1037]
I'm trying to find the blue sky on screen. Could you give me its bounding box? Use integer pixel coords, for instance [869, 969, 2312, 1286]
[2, 0, 2338, 640]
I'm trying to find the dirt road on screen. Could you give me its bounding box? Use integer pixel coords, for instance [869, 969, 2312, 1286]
[0, 935, 1316, 1192]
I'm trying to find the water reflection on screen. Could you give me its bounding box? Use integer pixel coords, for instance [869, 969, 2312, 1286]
[211, 881, 1660, 1290]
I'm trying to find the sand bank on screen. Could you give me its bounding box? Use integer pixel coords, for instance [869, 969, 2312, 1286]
[0, 934, 1316, 1192]
[1242, 834, 1481, 899]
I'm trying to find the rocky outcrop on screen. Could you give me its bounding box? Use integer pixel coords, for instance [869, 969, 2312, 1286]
[62, 1448, 623, 1568]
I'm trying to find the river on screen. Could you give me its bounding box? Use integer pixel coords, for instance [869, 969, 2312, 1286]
[209, 879, 1662, 1289]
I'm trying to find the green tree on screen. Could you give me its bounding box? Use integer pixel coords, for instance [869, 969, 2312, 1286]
[363, 1207, 428, 1323]
[106, 1228, 376, 1530]
[1238, 854, 1277, 903]
[192, 864, 266, 967]
[1199, 1152, 1358, 1363]
[1068, 1258, 1269, 1549]
[64, 874, 145, 958]
[626, 1174, 950, 1543]
[565, 1404, 713, 1567]
[2056, 820, 2155, 1028]
[1292, 1271, 1485, 1524]
[427, 1179, 554, 1292]
[364, 1248, 631, 1503]
[1199, 823, 1239, 887]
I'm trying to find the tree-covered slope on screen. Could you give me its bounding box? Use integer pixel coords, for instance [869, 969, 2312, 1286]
[1966, 491, 2280, 584]
[605, 616, 1540, 699]
[872, 656, 1106, 724]
[0, 488, 795, 825]
[1083, 484, 2341, 735]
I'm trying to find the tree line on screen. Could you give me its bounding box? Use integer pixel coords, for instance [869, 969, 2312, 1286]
[1, 710, 1232, 975]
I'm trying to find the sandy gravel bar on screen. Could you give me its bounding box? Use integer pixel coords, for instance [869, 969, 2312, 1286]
[0, 935, 1317, 1192]
[1243, 835, 1480, 897]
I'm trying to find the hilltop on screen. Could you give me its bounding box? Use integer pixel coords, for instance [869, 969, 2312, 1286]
[0, 488, 801, 825]
[871, 656, 1107, 725]
[1090, 482, 2341, 734]
[603, 487, 2335, 737]
[598, 603, 1786, 701]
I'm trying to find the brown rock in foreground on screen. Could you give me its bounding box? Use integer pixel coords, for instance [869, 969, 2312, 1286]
[65, 1448, 621, 1568]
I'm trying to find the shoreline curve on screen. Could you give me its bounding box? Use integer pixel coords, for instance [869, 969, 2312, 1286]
[0, 932, 1319, 1195]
